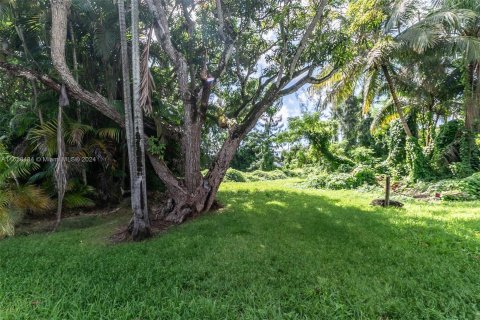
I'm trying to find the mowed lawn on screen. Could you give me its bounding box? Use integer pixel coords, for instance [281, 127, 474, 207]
[0, 180, 479, 319]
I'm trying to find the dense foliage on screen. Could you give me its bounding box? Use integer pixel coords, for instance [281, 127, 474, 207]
[0, 0, 479, 236]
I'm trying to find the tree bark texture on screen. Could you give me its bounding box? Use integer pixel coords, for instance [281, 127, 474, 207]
[382, 64, 413, 137]
[129, 0, 151, 240]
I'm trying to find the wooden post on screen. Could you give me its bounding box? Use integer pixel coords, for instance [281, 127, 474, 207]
[385, 176, 391, 207]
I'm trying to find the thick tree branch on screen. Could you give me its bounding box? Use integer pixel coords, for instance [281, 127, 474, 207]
[210, 0, 235, 81]
[0, 60, 132, 130]
[276, 22, 288, 88]
[0, 60, 184, 189]
[289, 0, 327, 77]
[148, 154, 187, 196]
[279, 67, 336, 96]
[146, 0, 190, 101]
[50, 0, 125, 126]
[216, 0, 226, 42]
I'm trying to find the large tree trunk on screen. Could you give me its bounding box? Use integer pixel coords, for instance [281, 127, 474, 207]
[382, 65, 413, 137]
[154, 125, 246, 224]
[183, 114, 203, 194]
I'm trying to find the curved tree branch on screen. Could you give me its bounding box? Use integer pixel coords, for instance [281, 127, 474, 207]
[50, 0, 124, 126]
[146, 0, 190, 101]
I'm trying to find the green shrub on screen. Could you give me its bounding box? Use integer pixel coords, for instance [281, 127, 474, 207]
[304, 173, 329, 189]
[374, 161, 389, 175]
[350, 147, 376, 165]
[247, 170, 288, 181]
[305, 167, 377, 190]
[302, 166, 325, 176]
[224, 169, 247, 182]
[461, 172, 480, 199]
[224, 169, 291, 183]
[325, 173, 357, 190]
[281, 168, 303, 178]
[352, 166, 377, 186]
[414, 173, 480, 201]
[431, 120, 479, 177]
[405, 137, 432, 181]
[448, 162, 473, 178]
[337, 163, 354, 173]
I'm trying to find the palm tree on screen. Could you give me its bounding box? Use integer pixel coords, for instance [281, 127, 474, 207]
[315, 0, 479, 137]
[396, 0, 480, 132]
[117, 0, 137, 228]
[128, 0, 150, 240]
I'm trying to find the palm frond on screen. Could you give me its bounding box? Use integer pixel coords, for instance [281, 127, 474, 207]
[371, 100, 398, 133]
[362, 69, 379, 114]
[386, 0, 418, 32]
[450, 35, 480, 62]
[311, 58, 364, 106]
[420, 8, 477, 31]
[0, 206, 15, 239]
[140, 27, 156, 115]
[398, 24, 443, 53]
[28, 120, 58, 157]
[398, 9, 479, 54]
[8, 185, 53, 213]
[0, 144, 39, 184]
[27, 162, 55, 184]
[64, 193, 95, 209]
[97, 128, 121, 142]
[367, 38, 399, 67]
[66, 122, 94, 146]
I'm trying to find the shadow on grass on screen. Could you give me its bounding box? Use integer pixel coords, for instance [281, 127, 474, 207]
[0, 186, 478, 319]
[216, 188, 479, 253]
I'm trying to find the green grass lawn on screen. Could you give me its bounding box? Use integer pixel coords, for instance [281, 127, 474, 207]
[0, 180, 479, 319]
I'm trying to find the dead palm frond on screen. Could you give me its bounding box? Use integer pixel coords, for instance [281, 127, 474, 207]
[140, 27, 156, 115]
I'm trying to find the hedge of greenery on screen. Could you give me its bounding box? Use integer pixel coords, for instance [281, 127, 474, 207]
[304, 166, 377, 190]
[216, 167, 480, 202]
[222, 169, 291, 183]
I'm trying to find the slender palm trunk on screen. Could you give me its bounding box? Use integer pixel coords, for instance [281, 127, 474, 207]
[118, 0, 136, 188]
[382, 65, 413, 137]
[130, 0, 150, 240]
[465, 62, 480, 132]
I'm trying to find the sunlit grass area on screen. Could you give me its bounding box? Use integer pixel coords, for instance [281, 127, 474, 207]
[0, 180, 479, 319]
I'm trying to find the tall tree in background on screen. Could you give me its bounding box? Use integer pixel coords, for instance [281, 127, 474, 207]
[438, 0, 480, 132]
[332, 96, 361, 151]
[253, 105, 283, 171]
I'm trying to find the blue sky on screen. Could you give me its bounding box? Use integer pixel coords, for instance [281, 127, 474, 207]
[279, 89, 310, 125]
